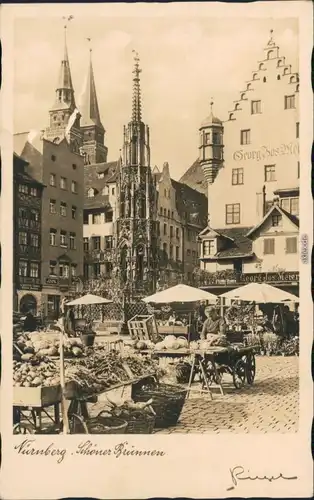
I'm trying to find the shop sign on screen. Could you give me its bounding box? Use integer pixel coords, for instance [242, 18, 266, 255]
[45, 277, 59, 286]
[233, 141, 299, 162]
[19, 284, 42, 291]
[238, 272, 299, 284]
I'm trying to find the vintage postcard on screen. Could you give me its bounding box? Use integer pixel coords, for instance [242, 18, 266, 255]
[0, 1, 313, 499]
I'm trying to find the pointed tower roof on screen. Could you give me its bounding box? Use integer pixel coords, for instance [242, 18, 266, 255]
[57, 27, 74, 92]
[200, 99, 222, 128]
[80, 48, 104, 130]
[131, 50, 142, 122]
[51, 26, 76, 111]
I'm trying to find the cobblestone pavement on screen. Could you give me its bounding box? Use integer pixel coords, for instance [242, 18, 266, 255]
[155, 356, 299, 434]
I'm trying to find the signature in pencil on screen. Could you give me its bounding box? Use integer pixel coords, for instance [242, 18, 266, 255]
[226, 465, 298, 491]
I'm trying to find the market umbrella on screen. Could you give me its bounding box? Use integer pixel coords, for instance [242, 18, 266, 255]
[142, 284, 217, 303]
[220, 283, 299, 303]
[66, 293, 112, 306]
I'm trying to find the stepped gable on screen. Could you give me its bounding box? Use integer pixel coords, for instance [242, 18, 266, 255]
[179, 159, 207, 195]
[84, 160, 118, 209]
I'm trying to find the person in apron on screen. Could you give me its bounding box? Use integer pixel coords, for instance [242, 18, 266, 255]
[201, 307, 227, 345]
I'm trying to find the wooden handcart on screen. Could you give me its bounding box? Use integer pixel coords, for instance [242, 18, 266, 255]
[198, 345, 257, 392]
[13, 385, 62, 434]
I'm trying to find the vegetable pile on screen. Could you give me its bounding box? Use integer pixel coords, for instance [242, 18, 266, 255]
[13, 359, 60, 388]
[153, 335, 188, 351]
[14, 332, 84, 361]
[103, 398, 155, 421]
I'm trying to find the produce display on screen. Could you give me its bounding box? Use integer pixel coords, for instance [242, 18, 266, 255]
[13, 359, 60, 388]
[101, 397, 155, 420]
[14, 332, 85, 361]
[153, 335, 188, 351]
[64, 348, 159, 397]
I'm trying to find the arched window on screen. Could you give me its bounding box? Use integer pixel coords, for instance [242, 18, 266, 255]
[241, 93, 246, 100]
[290, 75, 296, 83]
[296, 84, 299, 92]
[229, 113, 234, 120]
[259, 63, 265, 70]
[263, 76, 267, 83]
[283, 68, 289, 75]
[163, 208, 167, 217]
[167, 209, 170, 218]
[247, 83, 252, 90]
[235, 103, 240, 110]
[160, 206, 163, 215]
[277, 74, 281, 80]
[87, 188, 95, 198]
[267, 50, 274, 59]
[277, 59, 283, 67]
[253, 73, 258, 80]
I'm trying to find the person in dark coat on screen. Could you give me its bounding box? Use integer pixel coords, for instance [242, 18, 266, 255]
[23, 312, 37, 332]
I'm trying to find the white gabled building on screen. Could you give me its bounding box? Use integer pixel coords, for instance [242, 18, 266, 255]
[197, 31, 299, 295]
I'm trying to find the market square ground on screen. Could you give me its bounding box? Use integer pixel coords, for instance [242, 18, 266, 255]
[90, 355, 298, 434]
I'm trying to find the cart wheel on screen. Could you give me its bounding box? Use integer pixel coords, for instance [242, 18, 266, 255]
[246, 353, 256, 385]
[232, 359, 246, 389]
[13, 422, 35, 434]
[61, 414, 89, 434]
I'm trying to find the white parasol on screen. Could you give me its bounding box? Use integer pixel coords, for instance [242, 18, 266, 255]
[66, 293, 112, 306]
[220, 283, 299, 303]
[142, 284, 217, 303]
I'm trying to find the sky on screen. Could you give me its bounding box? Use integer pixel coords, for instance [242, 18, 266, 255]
[14, 16, 298, 180]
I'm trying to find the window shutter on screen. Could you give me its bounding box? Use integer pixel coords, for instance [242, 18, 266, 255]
[286, 237, 297, 254]
[264, 238, 275, 254]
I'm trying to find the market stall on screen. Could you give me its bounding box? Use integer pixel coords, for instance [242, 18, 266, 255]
[142, 284, 217, 341]
[220, 283, 299, 355]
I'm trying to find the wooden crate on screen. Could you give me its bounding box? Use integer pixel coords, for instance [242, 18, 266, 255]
[127, 315, 159, 342]
[13, 385, 62, 408]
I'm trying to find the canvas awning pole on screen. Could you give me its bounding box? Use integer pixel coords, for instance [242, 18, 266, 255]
[59, 317, 69, 434]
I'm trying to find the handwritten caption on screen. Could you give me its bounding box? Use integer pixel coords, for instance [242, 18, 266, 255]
[14, 439, 166, 464]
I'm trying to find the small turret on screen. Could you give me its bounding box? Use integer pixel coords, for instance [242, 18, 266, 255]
[199, 99, 224, 184]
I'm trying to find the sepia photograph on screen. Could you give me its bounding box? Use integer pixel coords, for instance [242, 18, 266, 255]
[11, 14, 302, 436]
[1, 2, 312, 498]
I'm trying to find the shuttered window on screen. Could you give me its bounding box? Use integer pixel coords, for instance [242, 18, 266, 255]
[286, 237, 297, 254]
[263, 238, 275, 255]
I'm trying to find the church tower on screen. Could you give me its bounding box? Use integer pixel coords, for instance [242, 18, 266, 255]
[114, 52, 158, 301]
[79, 47, 108, 165]
[199, 100, 224, 184]
[45, 26, 82, 153]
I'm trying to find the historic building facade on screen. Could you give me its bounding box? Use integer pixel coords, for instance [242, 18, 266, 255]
[14, 32, 85, 318]
[196, 31, 299, 295]
[13, 153, 44, 314]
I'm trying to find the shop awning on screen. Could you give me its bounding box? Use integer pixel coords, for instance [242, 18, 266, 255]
[66, 294, 112, 306]
[142, 284, 217, 304]
[220, 283, 299, 303]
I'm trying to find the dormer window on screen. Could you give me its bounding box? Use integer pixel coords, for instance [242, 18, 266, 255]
[272, 214, 282, 227]
[267, 50, 275, 59]
[283, 68, 289, 75]
[259, 63, 265, 70]
[102, 185, 109, 195]
[87, 188, 95, 198]
[247, 83, 252, 90]
[235, 103, 240, 110]
[240, 93, 246, 100]
[98, 172, 105, 179]
[252, 73, 258, 80]
[203, 240, 215, 256]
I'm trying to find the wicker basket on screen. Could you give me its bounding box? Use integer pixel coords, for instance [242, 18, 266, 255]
[125, 412, 156, 434]
[132, 381, 187, 429]
[87, 411, 128, 434]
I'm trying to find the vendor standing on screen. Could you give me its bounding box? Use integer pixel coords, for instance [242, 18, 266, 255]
[201, 307, 226, 344]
